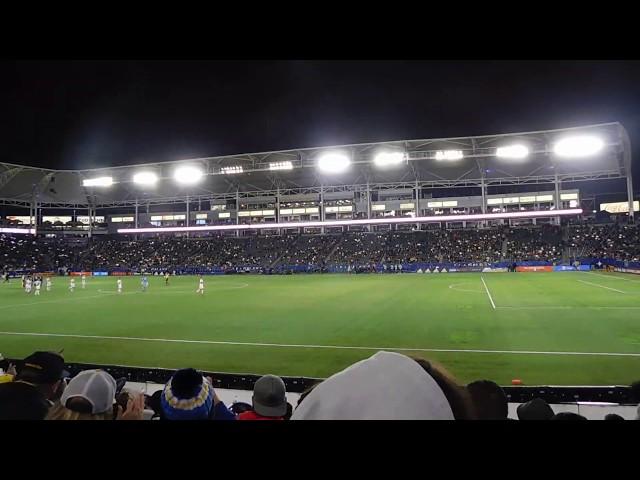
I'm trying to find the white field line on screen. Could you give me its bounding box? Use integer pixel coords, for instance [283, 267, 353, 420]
[577, 279, 628, 294]
[585, 272, 640, 283]
[1, 331, 639, 358]
[480, 276, 496, 309]
[497, 305, 640, 310]
[448, 283, 483, 294]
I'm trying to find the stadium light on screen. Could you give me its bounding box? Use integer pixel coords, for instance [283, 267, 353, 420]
[496, 144, 529, 159]
[317, 151, 351, 173]
[82, 176, 113, 187]
[132, 171, 158, 186]
[118, 208, 582, 234]
[373, 151, 405, 167]
[269, 161, 294, 171]
[434, 150, 464, 161]
[553, 135, 604, 158]
[174, 166, 203, 184]
[220, 166, 244, 174]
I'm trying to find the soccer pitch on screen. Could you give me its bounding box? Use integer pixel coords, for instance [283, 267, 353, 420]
[1, 272, 639, 385]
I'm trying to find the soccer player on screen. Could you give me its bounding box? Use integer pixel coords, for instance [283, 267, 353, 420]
[34, 278, 41, 296]
[196, 276, 205, 295]
[69, 278, 76, 292]
[117, 278, 123, 294]
[164, 272, 170, 286]
[81, 274, 86, 289]
[46, 277, 52, 292]
[141, 276, 149, 292]
[25, 277, 32, 294]
[21, 274, 26, 289]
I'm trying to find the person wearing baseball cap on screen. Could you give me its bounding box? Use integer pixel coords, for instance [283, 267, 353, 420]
[46, 369, 117, 420]
[238, 374, 288, 420]
[0, 351, 67, 420]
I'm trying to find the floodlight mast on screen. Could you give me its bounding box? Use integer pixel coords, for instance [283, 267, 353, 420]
[621, 126, 635, 222]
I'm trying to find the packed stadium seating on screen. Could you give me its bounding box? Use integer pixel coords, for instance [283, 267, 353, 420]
[3, 223, 640, 273]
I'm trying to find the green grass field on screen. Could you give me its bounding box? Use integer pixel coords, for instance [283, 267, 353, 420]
[1, 272, 639, 385]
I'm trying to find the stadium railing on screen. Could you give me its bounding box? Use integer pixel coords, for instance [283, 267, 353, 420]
[7, 358, 636, 405]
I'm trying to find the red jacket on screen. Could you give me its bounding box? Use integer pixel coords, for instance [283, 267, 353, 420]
[237, 410, 284, 421]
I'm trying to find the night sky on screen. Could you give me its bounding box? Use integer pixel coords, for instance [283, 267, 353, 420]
[2, 60, 639, 179]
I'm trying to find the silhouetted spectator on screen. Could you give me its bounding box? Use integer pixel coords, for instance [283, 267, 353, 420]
[0, 351, 67, 420]
[467, 380, 508, 420]
[517, 398, 554, 421]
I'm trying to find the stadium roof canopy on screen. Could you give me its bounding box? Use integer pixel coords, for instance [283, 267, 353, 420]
[0, 122, 631, 209]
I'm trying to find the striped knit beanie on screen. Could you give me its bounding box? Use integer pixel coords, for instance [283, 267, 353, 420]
[161, 368, 214, 420]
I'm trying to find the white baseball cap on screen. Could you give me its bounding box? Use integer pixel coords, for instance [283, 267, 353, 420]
[60, 369, 117, 414]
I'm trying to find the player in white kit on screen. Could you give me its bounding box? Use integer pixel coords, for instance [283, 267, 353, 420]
[196, 276, 205, 295]
[117, 278, 123, 294]
[69, 278, 76, 292]
[81, 274, 86, 289]
[25, 278, 32, 294]
[46, 277, 52, 292]
[34, 279, 41, 296]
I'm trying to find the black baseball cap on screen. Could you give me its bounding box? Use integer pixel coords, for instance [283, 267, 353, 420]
[252, 374, 287, 417]
[18, 351, 68, 384]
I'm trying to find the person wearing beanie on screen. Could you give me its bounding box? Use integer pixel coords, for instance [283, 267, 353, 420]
[238, 374, 288, 420]
[161, 368, 235, 420]
[291, 351, 457, 420]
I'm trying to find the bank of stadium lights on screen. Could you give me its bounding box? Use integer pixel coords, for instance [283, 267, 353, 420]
[132, 171, 158, 186]
[317, 151, 351, 173]
[373, 151, 405, 167]
[174, 166, 204, 184]
[269, 161, 294, 171]
[434, 150, 464, 161]
[221, 165, 244, 174]
[82, 176, 113, 187]
[496, 144, 529, 159]
[553, 135, 604, 158]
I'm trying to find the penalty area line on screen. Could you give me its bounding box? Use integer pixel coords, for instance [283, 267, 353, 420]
[577, 279, 627, 294]
[2, 331, 638, 357]
[480, 276, 496, 309]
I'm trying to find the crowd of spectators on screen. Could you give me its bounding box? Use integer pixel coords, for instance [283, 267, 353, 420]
[2, 224, 640, 274]
[567, 224, 640, 262]
[503, 224, 563, 262]
[1, 350, 637, 420]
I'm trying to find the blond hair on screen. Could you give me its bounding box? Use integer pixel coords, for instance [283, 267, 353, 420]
[46, 402, 113, 421]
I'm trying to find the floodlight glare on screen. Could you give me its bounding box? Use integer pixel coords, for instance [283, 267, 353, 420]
[554, 136, 604, 158]
[82, 176, 113, 187]
[221, 166, 244, 174]
[318, 152, 350, 173]
[133, 171, 158, 185]
[373, 151, 405, 167]
[434, 150, 464, 161]
[496, 144, 529, 159]
[269, 161, 294, 171]
[174, 166, 203, 184]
